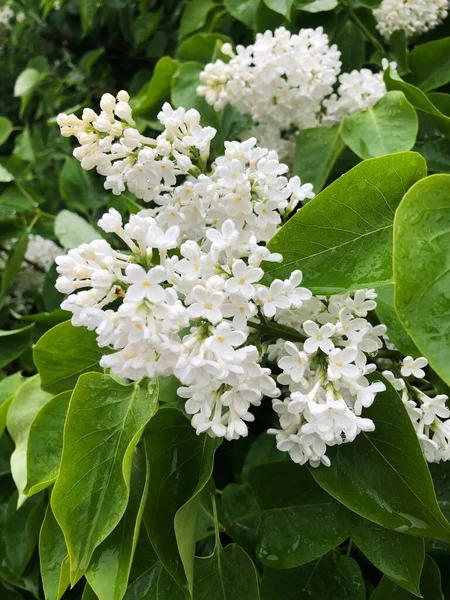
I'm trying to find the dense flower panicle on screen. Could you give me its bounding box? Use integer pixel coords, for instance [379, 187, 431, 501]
[383, 361, 450, 463]
[322, 68, 387, 124]
[198, 27, 342, 132]
[56, 91, 445, 467]
[198, 27, 391, 162]
[374, 0, 448, 38]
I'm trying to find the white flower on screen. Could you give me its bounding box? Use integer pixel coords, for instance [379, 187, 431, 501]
[303, 320, 335, 354]
[278, 342, 309, 383]
[327, 347, 359, 381]
[225, 260, 263, 299]
[400, 356, 428, 379]
[382, 370, 405, 391]
[205, 323, 246, 359]
[257, 280, 290, 318]
[206, 220, 240, 255]
[147, 225, 180, 250]
[374, 0, 448, 38]
[125, 264, 166, 303]
[186, 286, 224, 324]
[98, 208, 123, 233]
[419, 393, 450, 426]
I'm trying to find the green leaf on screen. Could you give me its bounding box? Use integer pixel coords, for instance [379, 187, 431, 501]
[370, 555, 443, 600]
[0, 491, 46, 583]
[194, 543, 260, 599]
[86, 448, 150, 600]
[221, 484, 261, 553]
[13, 69, 43, 98]
[262, 0, 293, 18]
[157, 568, 185, 600]
[39, 506, 70, 600]
[390, 30, 409, 76]
[59, 157, 90, 213]
[341, 92, 418, 160]
[0, 117, 13, 146]
[177, 33, 231, 64]
[374, 284, 420, 357]
[336, 20, 365, 73]
[0, 186, 38, 218]
[25, 390, 71, 496]
[414, 139, 450, 174]
[394, 174, 450, 386]
[54, 210, 101, 249]
[342, 511, 424, 595]
[0, 165, 13, 182]
[408, 38, 450, 93]
[143, 408, 220, 595]
[80, 0, 98, 33]
[123, 530, 160, 600]
[7, 375, 53, 505]
[0, 434, 13, 475]
[296, 0, 338, 11]
[293, 124, 345, 193]
[260, 551, 365, 599]
[266, 151, 427, 294]
[384, 67, 450, 133]
[171, 62, 219, 128]
[51, 374, 159, 583]
[14, 128, 34, 162]
[249, 462, 347, 568]
[1, 232, 28, 304]
[34, 320, 105, 394]
[224, 0, 260, 28]
[0, 326, 34, 370]
[131, 57, 180, 120]
[0, 372, 25, 437]
[179, 0, 217, 39]
[242, 434, 288, 482]
[311, 374, 450, 541]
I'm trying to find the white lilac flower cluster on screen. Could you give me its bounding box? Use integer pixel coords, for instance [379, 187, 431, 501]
[383, 359, 450, 463]
[0, 235, 61, 314]
[374, 0, 448, 38]
[55, 92, 446, 468]
[266, 291, 387, 467]
[197, 27, 389, 163]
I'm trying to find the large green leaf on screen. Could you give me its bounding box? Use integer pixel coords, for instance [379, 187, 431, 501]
[0, 326, 34, 369]
[176, 34, 231, 64]
[311, 374, 450, 541]
[220, 484, 262, 553]
[249, 462, 347, 568]
[131, 57, 180, 120]
[370, 555, 443, 599]
[194, 544, 260, 599]
[375, 284, 420, 357]
[335, 20, 365, 73]
[51, 374, 159, 583]
[25, 390, 71, 496]
[0, 491, 46, 584]
[266, 152, 427, 294]
[39, 506, 70, 600]
[13, 68, 43, 98]
[59, 157, 90, 214]
[342, 92, 418, 160]
[7, 375, 53, 505]
[54, 210, 101, 249]
[384, 67, 450, 133]
[171, 62, 219, 128]
[293, 124, 345, 193]
[34, 320, 104, 394]
[0, 116, 13, 146]
[122, 530, 160, 600]
[143, 408, 220, 596]
[86, 448, 149, 600]
[342, 511, 424, 595]
[262, 0, 293, 17]
[0, 372, 25, 437]
[260, 551, 365, 600]
[224, 0, 260, 28]
[179, 0, 217, 38]
[0, 187, 38, 219]
[408, 38, 450, 93]
[394, 174, 450, 386]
